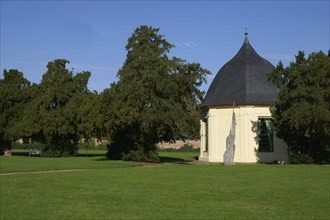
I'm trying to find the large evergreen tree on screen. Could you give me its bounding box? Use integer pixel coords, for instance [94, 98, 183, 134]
[21, 59, 92, 156]
[77, 91, 104, 141]
[268, 51, 330, 163]
[104, 25, 210, 162]
[0, 69, 31, 152]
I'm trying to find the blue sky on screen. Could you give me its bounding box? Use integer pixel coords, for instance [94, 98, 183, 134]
[1, 1, 329, 92]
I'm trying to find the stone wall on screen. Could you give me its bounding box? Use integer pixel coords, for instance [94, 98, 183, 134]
[157, 140, 200, 149]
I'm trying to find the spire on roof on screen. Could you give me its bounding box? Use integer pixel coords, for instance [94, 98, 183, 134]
[244, 28, 249, 44]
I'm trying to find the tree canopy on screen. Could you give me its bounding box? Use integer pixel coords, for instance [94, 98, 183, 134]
[268, 51, 330, 163]
[104, 26, 210, 162]
[16, 59, 96, 156]
[0, 69, 31, 151]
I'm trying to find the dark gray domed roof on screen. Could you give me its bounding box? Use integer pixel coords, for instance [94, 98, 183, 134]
[201, 36, 278, 107]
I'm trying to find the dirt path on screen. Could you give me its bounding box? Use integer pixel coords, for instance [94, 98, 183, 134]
[0, 162, 162, 176]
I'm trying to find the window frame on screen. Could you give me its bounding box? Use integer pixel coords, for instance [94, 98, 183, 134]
[257, 117, 274, 153]
[203, 117, 208, 152]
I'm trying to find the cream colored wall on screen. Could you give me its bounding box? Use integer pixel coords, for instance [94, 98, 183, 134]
[199, 106, 288, 163]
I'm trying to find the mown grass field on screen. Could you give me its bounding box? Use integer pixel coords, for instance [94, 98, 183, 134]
[0, 150, 329, 220]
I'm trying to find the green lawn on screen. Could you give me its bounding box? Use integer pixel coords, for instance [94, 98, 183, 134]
[0, 151, 329, 220]
[0, 149, 133, 173]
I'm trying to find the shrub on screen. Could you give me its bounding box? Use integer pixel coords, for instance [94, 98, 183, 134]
[106, 142, 125, 160]
[122, 149, 160, 163]
[180, 143, 194, 151]
[41, 144, 78, 157]
[41, 148, 62, 157]
[290, 152, 314, 164]
[78, 141, 107, 150]
[11, 141, 44, 150]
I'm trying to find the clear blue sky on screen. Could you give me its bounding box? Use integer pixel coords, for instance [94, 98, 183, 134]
[1, 1, 329, 92]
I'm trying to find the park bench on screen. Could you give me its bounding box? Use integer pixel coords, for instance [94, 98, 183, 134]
[29, 148, 42, 157]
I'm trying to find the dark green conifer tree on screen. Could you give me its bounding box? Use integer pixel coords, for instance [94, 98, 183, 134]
[21, 59, 92, 156]
[104, 26, 210, 162]
[0, 69, 31, 152]
[268, 51, 330, 163]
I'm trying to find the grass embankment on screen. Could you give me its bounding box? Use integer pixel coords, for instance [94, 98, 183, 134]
[0, 150, 329, 220]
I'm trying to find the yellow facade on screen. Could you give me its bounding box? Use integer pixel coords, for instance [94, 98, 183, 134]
[199, 106, 288, 163]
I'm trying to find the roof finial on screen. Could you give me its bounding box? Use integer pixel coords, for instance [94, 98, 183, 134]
[244, 27, 248, 36]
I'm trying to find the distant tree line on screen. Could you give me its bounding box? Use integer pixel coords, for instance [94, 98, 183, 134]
[0, 25, 210, 160]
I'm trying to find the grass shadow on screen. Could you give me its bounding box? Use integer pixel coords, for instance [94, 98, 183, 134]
[11, 152, 30, 157]
[94, 157, 110, 161]
[76, 153, 106, 158]
[159, 156, 194, 165]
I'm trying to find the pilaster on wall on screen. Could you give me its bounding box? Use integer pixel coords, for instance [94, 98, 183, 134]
[207, 111, 217, 162]
[236, 106, 259, 162]
[199, 110, 209, 161]
[199, 152, 209, 162]
[199, 119, 207, 161]
[208, 108, 232, 162]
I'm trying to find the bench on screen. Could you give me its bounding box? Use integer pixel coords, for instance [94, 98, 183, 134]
[29, 148, 42, 157]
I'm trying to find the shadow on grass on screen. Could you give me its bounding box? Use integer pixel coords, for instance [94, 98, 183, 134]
[10, 150, 195, 166]
[11, 152, 30, 157]
[76, 153, 106, 158]
[93, 156, 195, 165]
[94, 157, 110, 161]
[159, 156, 194, 165]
